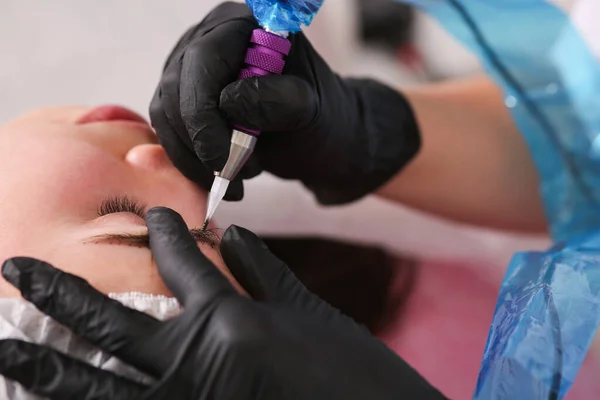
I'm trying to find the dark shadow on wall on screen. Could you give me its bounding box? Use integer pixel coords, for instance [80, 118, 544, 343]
[357, 0, 415, 52]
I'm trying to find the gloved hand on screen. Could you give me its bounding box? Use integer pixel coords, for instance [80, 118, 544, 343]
[0, 207, 446, 400]
[150, 1, 421, 204]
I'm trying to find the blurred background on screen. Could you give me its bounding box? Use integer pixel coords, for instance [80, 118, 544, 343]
[0, 0, 556, 270]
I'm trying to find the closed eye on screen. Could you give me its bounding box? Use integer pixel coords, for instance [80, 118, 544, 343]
[98, 196, 147, 219]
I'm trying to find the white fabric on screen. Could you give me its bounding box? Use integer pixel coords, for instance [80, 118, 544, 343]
[0, 293, 181, 399]
[570, 0, 600, 59]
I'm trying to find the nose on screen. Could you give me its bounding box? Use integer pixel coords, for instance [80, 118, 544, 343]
[126, 144, 173, 171]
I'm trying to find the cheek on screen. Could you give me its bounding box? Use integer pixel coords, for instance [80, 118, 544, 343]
[51, 246, 246, 297]
[51, 244, 172, 296]
[0, 246, 246, 299]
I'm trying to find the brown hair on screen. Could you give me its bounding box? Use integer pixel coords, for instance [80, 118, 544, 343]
[261, 236, 417, 334]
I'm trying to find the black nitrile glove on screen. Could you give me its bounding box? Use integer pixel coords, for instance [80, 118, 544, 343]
[150, 1, 421, 204]
[0, 207, 446, 400]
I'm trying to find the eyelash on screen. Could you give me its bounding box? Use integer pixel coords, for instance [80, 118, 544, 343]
[97, 196, 147, 219]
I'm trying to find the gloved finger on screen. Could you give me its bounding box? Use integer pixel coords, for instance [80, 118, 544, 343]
[157, 61, 193, 150]
[220, 226, 329, 314]
[220, 75, 318, 132]
[146, 207, 238, 307]
[0, 339, 147, 400]
[150, 86, 244, 201]
[155, 52, 247, 201]
[1, 258, 165, 374]
[150, 86, 210, 186]
[180, 20, 256, 172]
[221, 227, 374, 334]
[159, 21, 205, 74]
[224, 178, 245, 201]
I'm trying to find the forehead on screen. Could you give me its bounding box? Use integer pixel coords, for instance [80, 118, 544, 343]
[3, 106, 90, 126]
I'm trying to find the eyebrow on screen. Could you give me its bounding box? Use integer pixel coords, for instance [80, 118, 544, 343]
[87, 228, 221, 249]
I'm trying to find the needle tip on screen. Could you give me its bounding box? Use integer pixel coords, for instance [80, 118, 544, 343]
[205, 176, 229, 224]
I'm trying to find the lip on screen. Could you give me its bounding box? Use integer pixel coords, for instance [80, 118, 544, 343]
[76, 105, 149, 126]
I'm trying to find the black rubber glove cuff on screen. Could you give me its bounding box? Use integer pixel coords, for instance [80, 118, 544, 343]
[309, 78, 421, 205]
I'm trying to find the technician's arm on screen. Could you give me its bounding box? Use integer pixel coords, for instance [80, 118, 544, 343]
[378, 76, 547, 233]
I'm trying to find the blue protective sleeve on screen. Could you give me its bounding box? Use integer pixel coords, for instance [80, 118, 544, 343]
[245, 0, 325, 32]
[400, 0, 600, 398]
[475, 233, 600, 399]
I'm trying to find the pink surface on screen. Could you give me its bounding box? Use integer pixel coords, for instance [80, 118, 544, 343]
[376, 259, 600, 400]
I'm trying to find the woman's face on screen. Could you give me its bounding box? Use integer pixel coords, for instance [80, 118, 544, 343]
[0, 105, 243, 297]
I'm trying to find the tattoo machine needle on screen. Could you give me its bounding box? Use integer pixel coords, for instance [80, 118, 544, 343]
[202, 29, 292, 230]
[202, 0, 326, 230]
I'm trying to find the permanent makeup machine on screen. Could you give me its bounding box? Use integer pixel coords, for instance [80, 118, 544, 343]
[204, 0, 326, 228]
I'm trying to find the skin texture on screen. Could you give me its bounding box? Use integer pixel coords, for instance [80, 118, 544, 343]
[0, 106, 244, 297]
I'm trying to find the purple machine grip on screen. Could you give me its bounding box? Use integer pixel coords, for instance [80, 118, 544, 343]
[234, 29, 292, 136]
